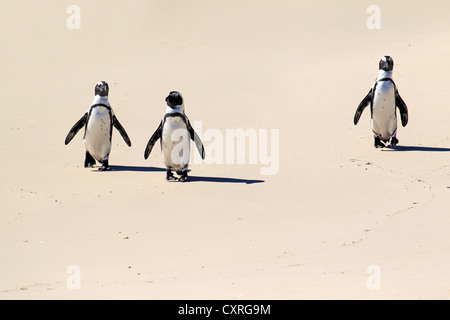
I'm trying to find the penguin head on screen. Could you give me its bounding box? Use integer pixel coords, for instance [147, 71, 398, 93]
[95, 81, 109, 97]
[379, 56, 394, 71]
[165, 91, 183, 108]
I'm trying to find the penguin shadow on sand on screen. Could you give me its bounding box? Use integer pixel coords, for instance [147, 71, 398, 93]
[383, 145, 450, 152]
[100, 166, 265, 184]
[105, 165, 166, 172]
[187, 175, 264, 184]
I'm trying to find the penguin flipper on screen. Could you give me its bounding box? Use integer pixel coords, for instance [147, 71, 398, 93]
[112, 115, 132, 147]
[187, 120, 205, 160]
[144, 122, 162, 159]
[65, 113, 87, 145]
[395, 90, 408, 127]
[354, 89, 373, 125]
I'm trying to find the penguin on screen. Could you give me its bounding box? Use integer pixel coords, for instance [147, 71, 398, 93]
[65, 81, 132, 170]
[144, 91, 205, 181]
[354, 56, 408, 148]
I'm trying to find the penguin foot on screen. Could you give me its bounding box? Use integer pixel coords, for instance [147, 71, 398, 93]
[166, 170, 176, 181]
[84, 151, 96, 168]
[374, 137, 385, 148]
[390, 137, 399, 147]
[178, 171, 188, 182]
[98, 160, 110, 171]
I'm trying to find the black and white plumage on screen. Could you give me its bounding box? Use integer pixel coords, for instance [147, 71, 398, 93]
[354, 56, 408, 148]
[65, 81, 131, 170]
[144, 91, 205, 181]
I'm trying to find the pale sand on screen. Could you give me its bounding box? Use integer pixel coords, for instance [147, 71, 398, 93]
[0, 1, 449, 299]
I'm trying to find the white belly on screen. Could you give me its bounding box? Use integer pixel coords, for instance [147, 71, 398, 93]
[161, 117, 191, 172]
[371, 82, 397, 141]
[83, 107, 112, 161]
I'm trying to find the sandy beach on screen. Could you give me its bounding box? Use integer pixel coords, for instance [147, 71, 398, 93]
[1, 0, 449, 299]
